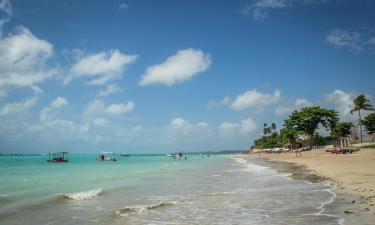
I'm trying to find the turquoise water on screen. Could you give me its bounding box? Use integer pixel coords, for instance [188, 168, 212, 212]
[0, 154, 216, 205]
[0, 154, 344, 225]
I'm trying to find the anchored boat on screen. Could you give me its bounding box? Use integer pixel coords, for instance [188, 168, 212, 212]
[97, 152, 117, 161]
[47, 152, 68, 163]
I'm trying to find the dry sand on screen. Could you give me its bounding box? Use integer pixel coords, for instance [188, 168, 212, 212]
[250, 148, 375, 224]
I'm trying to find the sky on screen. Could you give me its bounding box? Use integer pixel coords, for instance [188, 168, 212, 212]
[0, 0, 374, 153]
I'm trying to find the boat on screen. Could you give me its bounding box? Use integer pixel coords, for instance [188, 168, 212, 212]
[47, 152, 68, 163]
[97, 152, 117, 161]
[120, 153, 129, 157]
[167, 152, 184, 159]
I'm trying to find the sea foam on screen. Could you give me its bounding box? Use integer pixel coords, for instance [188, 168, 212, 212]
[231, 157, 269, 171]
[115, 201, 176, 216]
[63, 188, 102, 200]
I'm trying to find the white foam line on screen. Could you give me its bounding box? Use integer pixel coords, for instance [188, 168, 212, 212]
[63, 188, 102, 200]
[303, 187, 345, 224]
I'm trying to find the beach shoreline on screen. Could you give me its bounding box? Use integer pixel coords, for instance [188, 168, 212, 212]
[246, 148, 375, 224]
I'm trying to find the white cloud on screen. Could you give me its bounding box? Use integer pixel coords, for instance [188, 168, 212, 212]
[0, 26, 57, 89]
[231, 89, 281, 111]
[67, 49, 138, 85]
[275, 98, 313, 116]
[207, 96, 231, 108]
[0, 0, 12, 15]
[139, 48, 211, 86]
[0, 97, 37, 116]
[325, 29, 362, 52]
[104, 101, 134, 115]
[40, 97, 68, 121]
[50, 97, 68, 108]
[0, 0, 12, 34]
[118, 3, 128, 11]
[85, 99, 134, 117]
[240, 0, 330, 21]
[325, 90, 356, 121]
[219, 117, 257, 137]
[98, 84, 121, 97]
[93, 118, 108, 126]
[168, 117, 213, 140]
[240, 0, 289, 21]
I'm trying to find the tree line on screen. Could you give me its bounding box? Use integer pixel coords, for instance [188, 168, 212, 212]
[253, 95, 375, 149]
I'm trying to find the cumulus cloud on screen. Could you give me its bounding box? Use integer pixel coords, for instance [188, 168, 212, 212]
[0, 26, 57, 90]
[104, 101, 134, 115]
[219, 117, 257, 137]
[325, 90, 357, 121]
[51, 97, 68, 108]
[98, 84, 121, 97]
[40, 97, 68, 121]
[167, 117, 213, 141]
[0, 97, 37, 116]
[66, 49, 138, 85]
[139, 48, 211, 86]
[275, 98, 313, 116]
[231, 89, 281, 111]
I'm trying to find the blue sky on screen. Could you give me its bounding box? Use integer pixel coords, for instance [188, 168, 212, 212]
[0, 0, 374, 153]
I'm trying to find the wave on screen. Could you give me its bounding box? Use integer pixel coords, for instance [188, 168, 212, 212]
[200, 191, 237, 197]
[231, 157, 269, 171]
[63, 188, 102, 200]
[303, 187, 344, 224]
[115, 201, 176, 216]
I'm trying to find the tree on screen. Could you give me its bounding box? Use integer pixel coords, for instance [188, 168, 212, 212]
[331, 122, 353, 138]
[271, 123, 277, 131]
[351, 95, 374, 142]
[284, 107, 339, 148]
[362, 112, 375, 134]
[280, 127, 300, 146]
[263, 123, 268, 136]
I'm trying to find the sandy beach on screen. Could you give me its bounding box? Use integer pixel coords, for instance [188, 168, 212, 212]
[249, 148, 375, 224]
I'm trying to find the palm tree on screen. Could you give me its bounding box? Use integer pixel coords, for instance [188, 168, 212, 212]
[350, 95, 374, 142]
[271, 123, 277, 131]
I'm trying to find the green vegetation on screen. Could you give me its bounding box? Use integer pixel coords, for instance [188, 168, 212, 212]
[350, 95, 374, 142]
[361, 144, 375, 149]
[331, 122, 353, 138]
[253, 107, 353, 149]
[253, 94, 374, 150]
[254, 123, 281, 149]
[284, 107, 339, 148]
[362, 112, 375, 134]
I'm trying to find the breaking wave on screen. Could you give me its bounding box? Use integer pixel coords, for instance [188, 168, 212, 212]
[115, 201, 176, 216]
[231, 157, 269, 171]
[63, 188, 102, 200]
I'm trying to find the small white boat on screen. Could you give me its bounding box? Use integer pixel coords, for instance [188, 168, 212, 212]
[121, 153, 129, 157]
[97, 152, 117, 161]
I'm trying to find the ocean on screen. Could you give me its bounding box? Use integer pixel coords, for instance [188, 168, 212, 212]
[0, 154, 344, 225]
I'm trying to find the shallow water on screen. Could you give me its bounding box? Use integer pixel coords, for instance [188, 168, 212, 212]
[0, 154, 344, 225]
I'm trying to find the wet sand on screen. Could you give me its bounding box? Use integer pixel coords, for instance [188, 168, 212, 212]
[247, 148, 375, 225]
